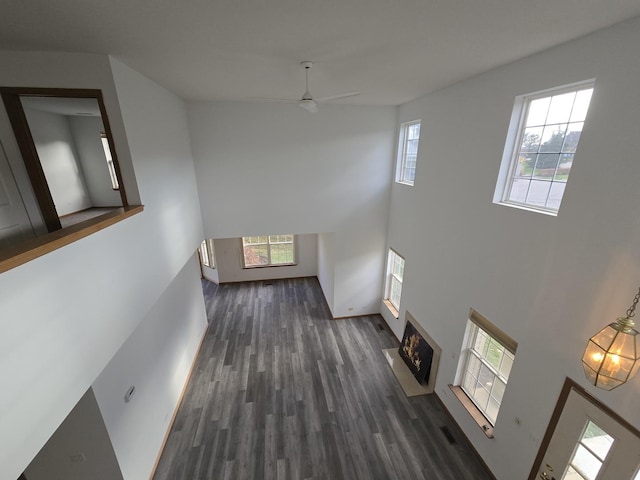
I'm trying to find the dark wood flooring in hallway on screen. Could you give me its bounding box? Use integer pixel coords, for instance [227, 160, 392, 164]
[153, 277, 493, 480]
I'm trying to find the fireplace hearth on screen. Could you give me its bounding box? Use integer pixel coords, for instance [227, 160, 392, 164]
[382, 311, 441, 397]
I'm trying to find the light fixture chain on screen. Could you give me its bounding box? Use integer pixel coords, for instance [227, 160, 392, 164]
[626, 286, 640, 318]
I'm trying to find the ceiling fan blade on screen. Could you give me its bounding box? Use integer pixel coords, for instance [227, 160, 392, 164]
[250, 97, 300, 103]
[316, 92, 360, 102]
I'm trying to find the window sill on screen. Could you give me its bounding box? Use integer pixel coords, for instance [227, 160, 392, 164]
[243, 263, 297, 269]
[0, 205, 144, 274]
[495, 200, 558, 217]
[395, 180, 415, 187]
[449, 385, 494, 439]
[383, 299, 399, 319]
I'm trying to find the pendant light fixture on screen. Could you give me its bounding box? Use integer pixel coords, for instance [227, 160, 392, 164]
[582, 286, 640, 390]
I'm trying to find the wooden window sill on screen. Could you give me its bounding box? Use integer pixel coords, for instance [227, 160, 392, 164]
[449, 385, 494, 438]
[242, 263, 297, 269]
[383, 299, 399, 318]
[0, 205, 144, 274]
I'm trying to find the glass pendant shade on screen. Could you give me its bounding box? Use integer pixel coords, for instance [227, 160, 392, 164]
[582, 319, 640, 390]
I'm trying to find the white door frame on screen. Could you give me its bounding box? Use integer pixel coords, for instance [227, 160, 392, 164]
[529, 377, 640, 480]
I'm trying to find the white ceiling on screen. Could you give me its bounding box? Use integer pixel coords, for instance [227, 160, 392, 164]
[1, 1, 639, 106]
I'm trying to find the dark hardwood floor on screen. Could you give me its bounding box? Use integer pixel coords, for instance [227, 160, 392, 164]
[153, 277, 493, 480]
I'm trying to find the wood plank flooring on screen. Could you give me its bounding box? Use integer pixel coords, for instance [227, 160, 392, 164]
[153, 277, 493, 480]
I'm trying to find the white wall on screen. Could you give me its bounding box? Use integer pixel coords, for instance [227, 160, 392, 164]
[92, 257, 207, 480]
[386, 17, 640, 479]
[24, 107, 92, 215]
[188, 101, 395, 316]
[317, 232, 335, 316]
[213, 233, 317, 283]
[69, 116, 123, 206]
[23, 389, 123, 480]
[0, 52, 205, 480]
[202, 264, 219, 283]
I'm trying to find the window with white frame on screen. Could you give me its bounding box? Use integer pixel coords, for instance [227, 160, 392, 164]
[100, 133, 119, 190]
[495, 81, 594, 214]
[199, 239, 215, 268]
[456, 309, 517, 426]
[384, 249, 405, 314]
[242, 235, 295, 267]
[396, 120, 421, 186]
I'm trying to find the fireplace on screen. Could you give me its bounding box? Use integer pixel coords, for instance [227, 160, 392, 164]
[398, 319, 434, 384]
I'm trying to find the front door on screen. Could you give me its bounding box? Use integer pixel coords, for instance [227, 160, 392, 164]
[530, 378, 640, 480]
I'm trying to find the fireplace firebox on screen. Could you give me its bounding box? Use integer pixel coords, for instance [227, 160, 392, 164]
[398, 319, 434, 384]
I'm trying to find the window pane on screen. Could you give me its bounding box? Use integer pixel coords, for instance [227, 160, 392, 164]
[508, 178, 530, 203]
[546, 182, 566, 210]
[561, 123, 583, 153]
[499, 352, 514, 378]
[463, 370, 476, 392]
[515, 153, 535, 179]
[474, 330, 490, 357]
[554, 154, 573, 181]
[582, 421, 614, 461]
[466, 354, 481, 378]
[525, 180, 551, 207]
[526, 97, 551, 126]
[520, 127, 543, 153]
[570, 445, 602, 480]
[533, 154, 560, 179]
[486, 339, 504, 371]
[270, 243, 293, 264]
[390, 277, 402, 309]
[570, 89, 593, 122]
[473, 380, 490, 410]
[546, 91, 576, 124]
[539, 125, 567, 153]
[490, 378, 506, 403]
[486, 396, 500, 424]
[477, 364, 495, 393]
[244, 244, 269, 266]
[563, 466, 585, 480]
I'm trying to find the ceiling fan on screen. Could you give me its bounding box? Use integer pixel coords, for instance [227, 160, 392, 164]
[258, 61, 359, 113]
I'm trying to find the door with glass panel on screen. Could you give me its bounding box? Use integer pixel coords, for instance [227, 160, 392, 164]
[531, 379, 640, 480]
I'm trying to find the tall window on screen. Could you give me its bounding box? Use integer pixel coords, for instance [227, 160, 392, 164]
[242, 235, 295, 267]
[384, 249, 405, 314]
[396, 120, 421, 186]
[199, 239, 215, 268]
[100, 133, 119, 190]
[457, 309, 517, 426]
[495, 81, 594, 214]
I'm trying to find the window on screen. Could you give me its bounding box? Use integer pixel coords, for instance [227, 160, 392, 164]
[101, 133, 119, 190]
[384, 249, 405, 315]
[199, 239, 215, 268]
[455, 309, 517, 428]
[396, 120, 421, 186]
[495, 81, 594, 214]
[563, 420, 614, 480]
[242, 235, 295, 267]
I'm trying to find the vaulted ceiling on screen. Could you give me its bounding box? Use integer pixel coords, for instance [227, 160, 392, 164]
[2, 1, 639, 105]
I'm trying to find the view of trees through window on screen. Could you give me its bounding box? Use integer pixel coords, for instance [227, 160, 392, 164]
[242, 235, 295, 267]
[503, 83, 594, 212]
